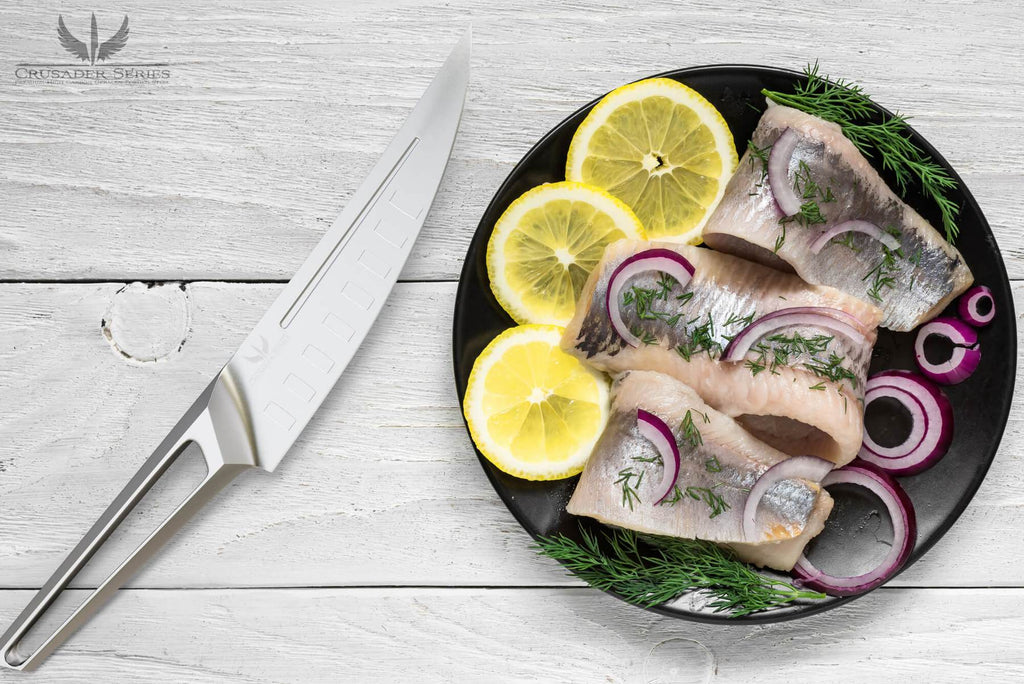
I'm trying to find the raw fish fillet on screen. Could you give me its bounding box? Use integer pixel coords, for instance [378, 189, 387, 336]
[702, 102, 973, 331]
[566, 370, 834, 571]
[562, 239, 881, 466]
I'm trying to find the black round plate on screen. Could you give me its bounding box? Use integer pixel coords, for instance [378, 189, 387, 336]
[452, 65, 1016, 622]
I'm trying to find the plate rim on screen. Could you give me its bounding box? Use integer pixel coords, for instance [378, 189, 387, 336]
[451, 63, 1017, 624]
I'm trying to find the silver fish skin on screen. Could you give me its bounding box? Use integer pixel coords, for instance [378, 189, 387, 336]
[702, 102, 973, 332]
[563, 239, 881, 466]
[566, 370, 834, 571]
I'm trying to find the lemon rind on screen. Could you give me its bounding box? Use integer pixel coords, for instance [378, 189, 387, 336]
[462, 324, 610, 481]
[565, 77, 739, 243]
[485, 181, 645, 326]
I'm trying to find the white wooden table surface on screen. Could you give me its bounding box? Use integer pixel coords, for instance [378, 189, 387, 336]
[2, 1, 1023, 681]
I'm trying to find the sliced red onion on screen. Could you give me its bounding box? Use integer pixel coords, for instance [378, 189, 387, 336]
[809, 220, 901, 254]
[958, 285, 995, 327]
[767, 128, 802, 216]
[637, 409, 681, 505]
[914, 317, 980, 385]
[793, 461, 917, 597]
[858, 370, 953, 475]
[742, 456, 833, 542]
[606, 249, 695, 347]
[722, 307, 869, 363]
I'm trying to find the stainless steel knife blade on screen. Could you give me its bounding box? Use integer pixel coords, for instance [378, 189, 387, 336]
[1, 29, 470, 671]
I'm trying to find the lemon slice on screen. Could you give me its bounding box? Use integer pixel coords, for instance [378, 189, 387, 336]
[487, 181, 645, 326]
[566, 77, 738, 243]
[463, 324, 609, 480]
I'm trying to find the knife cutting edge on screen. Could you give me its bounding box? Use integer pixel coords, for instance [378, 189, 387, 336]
[0, 29, 470, 671]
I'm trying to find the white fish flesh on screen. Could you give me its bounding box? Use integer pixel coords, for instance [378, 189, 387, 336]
[562, 239, 882, 466]
[702, 102, 973, 331]
[566, 370, 834, 571]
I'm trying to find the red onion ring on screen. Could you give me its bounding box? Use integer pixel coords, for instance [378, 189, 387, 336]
[793, 461, 917, 597]
[742, 455, 833, 542]
[637, 409, 681, 505]
[808, 220, 901, 254]
[606, 249, 695, 347]
[914, 317, 980, 385]
[957, 285, 995, 327]
[858, 370, 953, 475]
[722, 306, 869, 363]
[767, 128, 802, 216]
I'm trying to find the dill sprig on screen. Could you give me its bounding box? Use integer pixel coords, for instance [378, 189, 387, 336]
[724, 311, 755, 328]
[623, 285, 683, 326]
[762, 62, 960, 242]
[804, 352, 858, 388]
[675, 314, 722, 361]
[684, 486, 731, 518]
[615, 468, 643, 511]
[534, 526, 825, 616]
[747, 141, 771, 184]
[680, 409, 707, 448]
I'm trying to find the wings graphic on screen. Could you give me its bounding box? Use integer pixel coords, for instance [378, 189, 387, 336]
[56, 15, 90, 62]
[96, 16, 129, 62]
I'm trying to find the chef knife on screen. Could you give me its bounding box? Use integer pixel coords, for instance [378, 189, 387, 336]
[0, 29, 470, 671]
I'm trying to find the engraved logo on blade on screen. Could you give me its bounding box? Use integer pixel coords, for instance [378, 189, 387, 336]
[243, 334, 271, 365]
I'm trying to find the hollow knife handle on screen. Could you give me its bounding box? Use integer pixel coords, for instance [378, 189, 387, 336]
[0, 369, 258, 671]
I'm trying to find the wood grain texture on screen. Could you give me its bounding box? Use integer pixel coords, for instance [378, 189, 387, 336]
[1, 587, 1023, 683]
[1, 281, 1021, 590]
[1, 0, 1022, 281]
[2, 0, 1022, 679]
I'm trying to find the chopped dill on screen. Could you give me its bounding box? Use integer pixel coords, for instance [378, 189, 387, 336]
[705, 456, 722, 473]
[680, 409, 705, 448]
[724, 311, 756, 327]
[615, 468, 643, 511]
[780, 199, 827, 228]
[675, 314, 722, 361]
[804, 353, 858, 388]
[831, 231, 861, 252]
[629, 324, 658, 346]
[684, 486, 731, 518]
[863, 243, 904, 304]
[809, 382, 826, 391]
[747, 141, 772, 184]
[773, 223, 787, 253]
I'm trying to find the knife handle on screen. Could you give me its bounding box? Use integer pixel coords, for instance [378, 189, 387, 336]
[0, 369, 258, 671]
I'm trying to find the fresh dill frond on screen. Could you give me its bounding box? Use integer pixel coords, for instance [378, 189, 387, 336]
[780, 199, 827, 227]
[655, 273, 676, 300]
[724, 311, 756, 328]
[831, 231, 860, 252]
[762, 62, 961, 242]
[675, 314, 722, 361]
[773, 223, 787, 253]
[747, 141, 772, 184]
[862, 243, 904, 304]
[685, 486, 731, 518]
[803, 352, 858, 388]
[615, 469, 643, 511]
[680, 410, 704, 448]
[705, 456, 722, 473]
[809, 382, 826, 391]
[629, 324, 658, 346]
[534, 527, 826, 616]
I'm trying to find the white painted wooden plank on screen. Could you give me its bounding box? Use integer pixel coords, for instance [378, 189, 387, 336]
[0, 587, 1022, 683]
[1, 0, 1022, 281]
[1, 281, 1021, 589]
